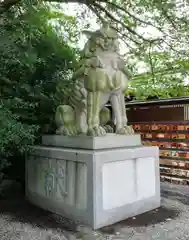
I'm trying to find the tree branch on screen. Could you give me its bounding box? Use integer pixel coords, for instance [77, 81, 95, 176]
[87, 4, 105, 23]
[148, 42, 155, 84]
[103, 0, 165, 34]
[0, 0, 183, 58]
[88, 3, 141, 46]
[89, 4, 137, 49]
[159, 6, 177, 29]
[112, 25, 141, 46]
[92, 1, 157, 44]
[132, 66, 187, 80]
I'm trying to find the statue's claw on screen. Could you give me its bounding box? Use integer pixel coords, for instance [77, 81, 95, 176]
[56, 125, 78, 136]
[116, 125, 134, 135]
[103, 125, 114, 133]
[87, 126, 106, 136]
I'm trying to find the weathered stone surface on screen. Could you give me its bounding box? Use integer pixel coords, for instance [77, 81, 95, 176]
[55, 24, 134, 137]
[26, 140, 160, 230]
[42, 134, 141, 150]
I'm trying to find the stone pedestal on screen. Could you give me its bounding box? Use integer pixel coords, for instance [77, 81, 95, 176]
[26, 134, 160, 230]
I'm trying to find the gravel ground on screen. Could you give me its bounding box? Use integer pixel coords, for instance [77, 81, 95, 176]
[0, 182, 189, 240]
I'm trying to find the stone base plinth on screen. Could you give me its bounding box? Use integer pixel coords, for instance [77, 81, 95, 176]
[42, 134, 141, 149]
[26, 135, 160, 230]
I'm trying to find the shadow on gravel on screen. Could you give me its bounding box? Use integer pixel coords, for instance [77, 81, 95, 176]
[101, 206, 179, 235]
[161, 189, 189, 205]
[0, 190, 182, 236]
[0, 197, 77, 233]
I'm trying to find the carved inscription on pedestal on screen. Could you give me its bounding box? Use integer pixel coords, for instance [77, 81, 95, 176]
[43, 159, 67, 200]
[44, 171, 54, 197]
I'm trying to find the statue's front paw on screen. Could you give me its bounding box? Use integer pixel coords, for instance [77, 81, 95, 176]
[103, 125, 114, 133]
[87, 126, 106, 136]
[116, 125, 134, 135]
[56, 126, 70, 135]
[56, 125, 78, 136]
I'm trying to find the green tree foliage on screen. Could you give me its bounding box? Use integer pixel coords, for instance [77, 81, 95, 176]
[0, 2, 78, 182]
[47, 0, 189, 100]
[130, 50, 189, 100]
[1, 1, 189, 99]
[1, 1, 189, 51]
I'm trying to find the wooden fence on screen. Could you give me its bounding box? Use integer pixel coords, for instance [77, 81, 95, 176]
[125, 97, 189, 185]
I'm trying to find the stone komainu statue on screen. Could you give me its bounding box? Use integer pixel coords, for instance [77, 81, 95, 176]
[55, 24, 134, 136]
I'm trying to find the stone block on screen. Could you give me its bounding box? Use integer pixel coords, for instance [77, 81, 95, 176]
[42, 134, 141, 150]
[26, 135, 160, 229]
